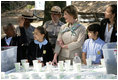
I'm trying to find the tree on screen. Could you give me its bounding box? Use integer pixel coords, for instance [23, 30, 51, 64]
[1, 1, 34, 13]
[43, 1, 66, 25]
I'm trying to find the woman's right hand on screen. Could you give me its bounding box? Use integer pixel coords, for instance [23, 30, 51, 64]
[52, 58, 57, 66]
[52, 53, 58, 66]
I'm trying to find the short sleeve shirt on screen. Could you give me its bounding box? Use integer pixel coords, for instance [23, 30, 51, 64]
[43, 20, 64, 45]
[82, 38, 105, 64]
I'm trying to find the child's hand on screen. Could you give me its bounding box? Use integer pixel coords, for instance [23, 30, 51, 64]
[38, 60, 41, 63]
[26, 59, 29, 63]
[38, 60, 44, 66]
[48, 61, 52, 65]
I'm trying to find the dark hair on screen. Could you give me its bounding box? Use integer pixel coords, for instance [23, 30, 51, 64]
[3, 23, 13, 31]
[87, 24, 100, 36]
[109, 4, 117, 28]
[36, 26, 49, 41]
[62, 5, 78, 19]
[7, 23, 13, 27]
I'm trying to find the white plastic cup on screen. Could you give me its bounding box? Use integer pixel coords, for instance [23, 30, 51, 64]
[86, 59, 92, 67]
[65, 60, 71, 68]
[101, 59, 105, 67]
[21, 59, 28, 66]
[36, 57, 43, 62]
[46, 62, 52, 72]
[89, 55, 96, 61]
[22, 63, 29, 71]
[33, 63, 38, 71]
[33, 63, 42, 72]
[64, 62, 69, 71]
[59, 61, 64, 65]
[58, 61, 64, 71]
[33, 60, 38, 64]
[1, 72, 5, 79]
[38, 63, 42, 71]
[33, 60, 38, 69]
[14, 63, 20, 72]
[65, 60, 71, 65]
[21, 59, 28, 63]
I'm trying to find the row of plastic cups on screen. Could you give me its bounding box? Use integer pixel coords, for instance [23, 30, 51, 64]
[33, 60, 53, 72]
[57, 60, 81, 72]
[14, 58, 105, 72]
[14, 59, 43, 72]
[14, 59, 29, 72]
[86, 58, 105, 67]
[33, 60, 42, 72]
[15, 59, 54, 72]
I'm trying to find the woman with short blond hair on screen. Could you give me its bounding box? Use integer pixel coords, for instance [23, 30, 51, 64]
[52, 5, 86, 65]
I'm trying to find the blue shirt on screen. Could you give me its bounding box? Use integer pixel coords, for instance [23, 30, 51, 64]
[34, 39, 48, 49]
[82, 38, 105, 64]
[5, 37, 12, 46]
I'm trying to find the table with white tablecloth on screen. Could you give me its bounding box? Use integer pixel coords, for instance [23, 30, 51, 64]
[2, 64, 117, 79]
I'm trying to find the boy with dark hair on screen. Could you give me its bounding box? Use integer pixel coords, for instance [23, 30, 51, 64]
[2, 23, 27, 46]
[1, 21, 27, 62]
[82, 24, 105, 64]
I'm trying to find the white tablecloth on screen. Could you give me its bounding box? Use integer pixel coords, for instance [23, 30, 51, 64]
[2, 64, 117, 79]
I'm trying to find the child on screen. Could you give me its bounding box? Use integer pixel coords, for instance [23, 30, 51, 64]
[1, 23, 27, 62]
[82, 24, 105, 64]
[27, 26, 54, 66]
[1, 23, 27, 46]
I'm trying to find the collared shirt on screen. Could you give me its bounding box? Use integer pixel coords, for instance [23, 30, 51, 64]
[43, 20, 64, 45]
[5, 37, 12, 46]
[54, 21, 86, 58]
[34, 39, 48, 49]
[82, 38, 105, 64]
[105, 23, 113, 43]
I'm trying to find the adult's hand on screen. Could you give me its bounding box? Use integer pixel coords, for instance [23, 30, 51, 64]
[52, 53, 58, 66]
[52, 58, 57, 66]
[61, 44, 68, 48]
[58, 39, 68, 48]
[18, 16, 25, 27]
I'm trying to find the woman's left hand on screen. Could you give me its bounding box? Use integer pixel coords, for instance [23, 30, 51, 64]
[61, 44, 68, 48]
[58, 39, 68, 48]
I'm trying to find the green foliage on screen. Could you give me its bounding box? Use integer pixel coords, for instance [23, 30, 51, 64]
[1, 1, 34, 13]
[26, 5, 34, 9]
